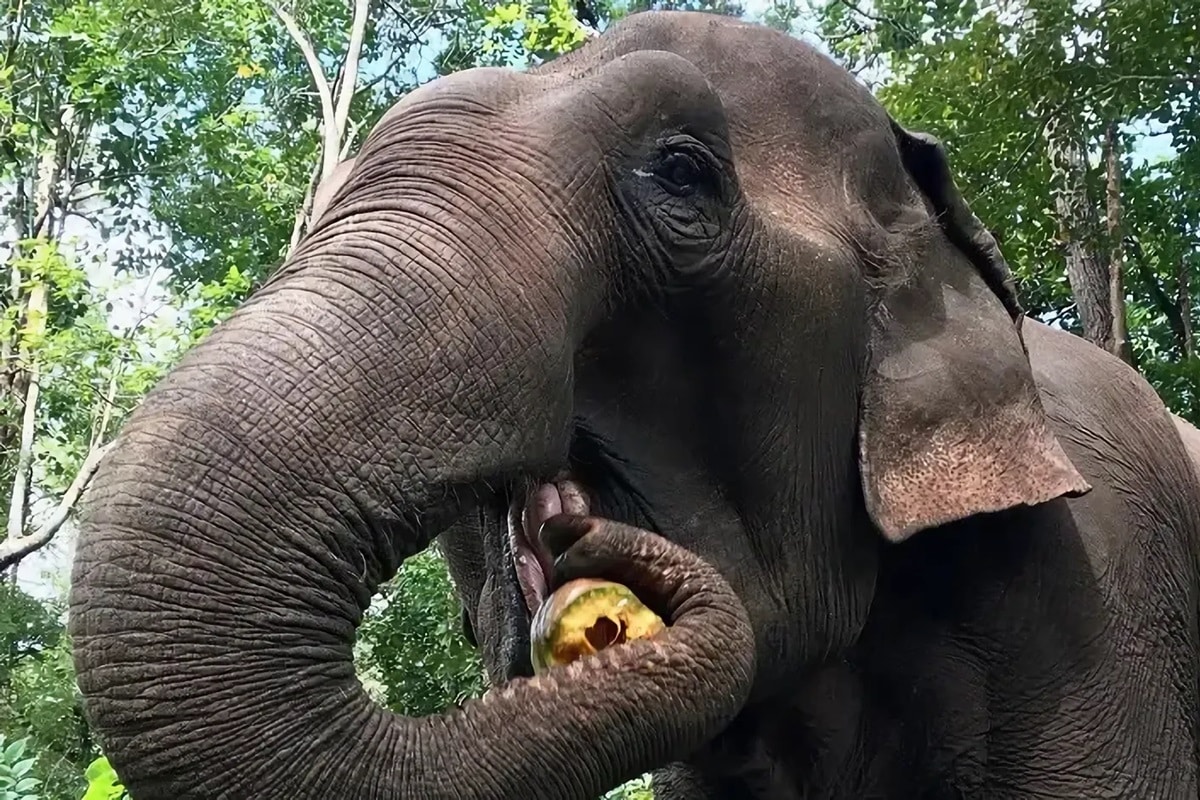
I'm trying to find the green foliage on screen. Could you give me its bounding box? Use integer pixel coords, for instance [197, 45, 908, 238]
[355, 546, 485, 717]
[623, 0, 744, 17]
[0, 585, 92, 799]
[354, 547, 657, 796]
[81, 757, 128, 800]
[0, 585, 62, 683]
[180, 265, 256, 346]
[482, 0, 591, 65]
[0, 735, 39, 800]
[604, 774, 655, 799]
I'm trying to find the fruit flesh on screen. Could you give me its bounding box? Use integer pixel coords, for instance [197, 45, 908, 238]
[530, 578, 666, 674]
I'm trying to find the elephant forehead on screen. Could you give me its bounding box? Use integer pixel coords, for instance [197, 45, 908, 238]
[364, 46, 732, 185]
[562, 50, 727, 136]
[540, 12, 912, 219]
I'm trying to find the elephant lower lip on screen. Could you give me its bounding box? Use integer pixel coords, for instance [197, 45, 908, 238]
[507, 477, 590, 614]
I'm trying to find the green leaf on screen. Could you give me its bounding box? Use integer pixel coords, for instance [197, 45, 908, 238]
[83, 758, 113, 783]
[2, 740, 25, 764]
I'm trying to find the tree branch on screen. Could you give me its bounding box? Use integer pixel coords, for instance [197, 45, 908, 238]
[355, 50, 409, 96]
[0, 441, 115, 572]
[1179, 254, 1193, 360]
[286, 153, 324, 258]
[981, 114, 1052, 201]
[90, 350, 124, 452]
[65, 188, 108, 206]
[5, 354, 38, 542]
[0, 280, 146, 569]
[62, 208, 104, 230]
[340, 117, 364, 159]
[268, 1, 340, 181]
[333, 0, 371, 145]
[2, 0, 26, 78]
[74, 163, 184, 188]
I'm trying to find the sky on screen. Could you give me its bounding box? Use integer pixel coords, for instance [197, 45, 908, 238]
[12, 1, 1180, 602]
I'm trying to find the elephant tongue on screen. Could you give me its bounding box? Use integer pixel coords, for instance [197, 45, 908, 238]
[508, 479, 589, 615]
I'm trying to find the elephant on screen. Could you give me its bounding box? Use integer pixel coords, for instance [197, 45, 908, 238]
[67, 10, 1200, 799]
[1175, 414, 1200, 473]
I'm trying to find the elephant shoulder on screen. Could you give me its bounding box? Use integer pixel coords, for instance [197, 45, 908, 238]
[1020, 317, 1200, 556]
[1020, 319, 1188, 467]
[1171, 412, 1200, 476]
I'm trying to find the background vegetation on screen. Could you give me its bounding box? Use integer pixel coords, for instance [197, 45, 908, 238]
[1, 0, 1195, 796]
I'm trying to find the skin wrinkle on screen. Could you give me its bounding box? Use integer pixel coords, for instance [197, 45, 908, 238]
[701, 206, 867, 666]
[333, 119, 576, 252]
[93, 443, 295, 585]
[362, 212, 561, 369]
[399, 170, 530, 255]
[223, 692, 372, 794]
[193, 455, 372, 603]
[314, 221, 566, 482]
[109, 426, 395, 628]
[477, 134, 581, 223]
[1033, 339, 1198, 734]
[281, 274, 388, 355]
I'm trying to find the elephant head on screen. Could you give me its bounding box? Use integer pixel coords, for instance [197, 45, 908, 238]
[68, 11, 1089, 799]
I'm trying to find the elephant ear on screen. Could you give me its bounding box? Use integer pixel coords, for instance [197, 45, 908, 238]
[859, 123, 1091, 543]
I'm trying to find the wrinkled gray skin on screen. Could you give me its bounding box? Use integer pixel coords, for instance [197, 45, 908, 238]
[68, 11, 1200, 799]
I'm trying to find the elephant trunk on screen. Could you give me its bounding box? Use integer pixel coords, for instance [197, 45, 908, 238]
[67, 156, 752, 798]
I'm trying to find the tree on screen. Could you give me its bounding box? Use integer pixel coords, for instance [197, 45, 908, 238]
[1, 0, 206, 571]
[0, 582, 89, 796]
[1, 0, 462, 569]
[356, 546, 485, 716]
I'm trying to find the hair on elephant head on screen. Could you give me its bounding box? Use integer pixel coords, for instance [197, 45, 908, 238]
[68, 11, 1090, 800]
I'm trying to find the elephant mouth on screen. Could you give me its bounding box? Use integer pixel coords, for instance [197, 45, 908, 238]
[481, 418, 655, 678]
[504, 417, 654, 614]
[506, 477, 592, 615]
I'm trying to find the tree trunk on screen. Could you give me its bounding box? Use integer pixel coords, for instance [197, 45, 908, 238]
[1103, 122, 1132, 364]
[1, 0, 26, 469]
[1179, 254, 1194, 360]
[1044, 111, 1127, 361]
[274, 0, 370, 258]
[3, 104, 92, 568]
[4, 112, 64, 546]
[1, 158, 29, 485]
[0, 441, 115, 570]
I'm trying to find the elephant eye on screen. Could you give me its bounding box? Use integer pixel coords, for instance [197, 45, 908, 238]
[652, 136, 718, 197]
[658, 152, 701, 193]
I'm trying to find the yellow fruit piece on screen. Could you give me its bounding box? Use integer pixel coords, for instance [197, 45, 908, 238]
[530, 578, 666, 674]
